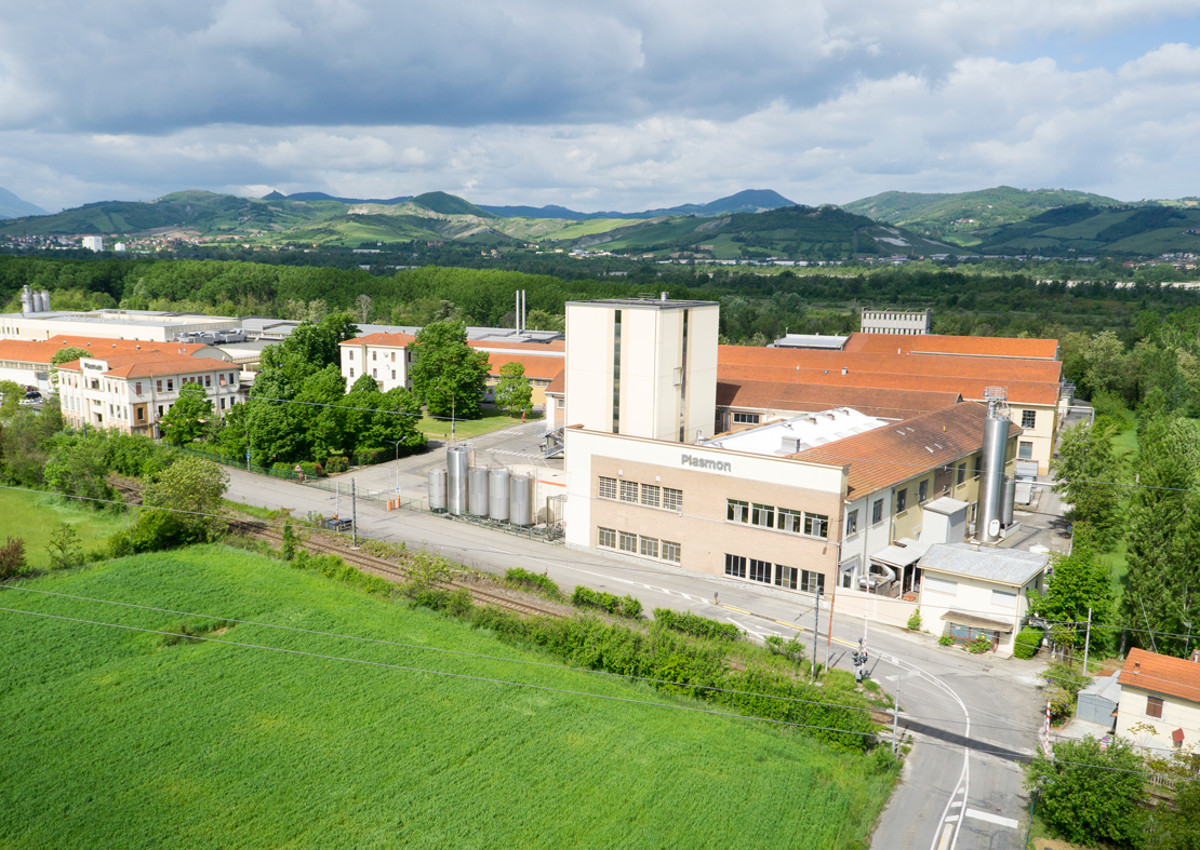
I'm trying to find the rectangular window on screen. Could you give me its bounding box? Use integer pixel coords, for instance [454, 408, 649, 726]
[662, 488, 683, 512]
[156, 379, 162, 392]
[619, 480, 638, 503]
[1147, 696, 1164, 719]
[640, 484, 661, 508]
[1021, 410, 1036, 429]
[727, 499, 750, 523]
[372, 368, 378, 378]
[749, 558, 771, 583]
[991, 589, 1018, 608]
[777, 507, 803, 534]
[639, 537, 659, 558]
[724, 554, 746, 578]
[167, 380, 174, 391]
[872, 499, 884, 525]
[974, 456, 982, 478]
[750, 503, 774, 527]
[800, 570, 825, 595]
[732, 412, 760, 425]
[598, 477, 618, 500]
[1018, 441, 1034, 460]
[924, 576, 958, 595]
[896, 488, 908, 512]
[391, 352, 396, 362]
[804, 513, 829, 539]
[136, 408, 144, 422]
[598, 527, 616, 548]
[846, 509, 859, 535]
[957, 463, 966, 485]
[372, 351, 377, 361]
[557, 398, 565, 409]
[774, 563, 797, 590]
[219, 398, 225, 410]
[619, 531, 637, 553]
[918, 479, 928, 503]
[230, 373, 235, 385]
[205, 375, 211, 387]
[391, 370, 396, 380]
[135, 381, 142, 394]
[662, 541, 681, 562]
[350, 368, 355, 377]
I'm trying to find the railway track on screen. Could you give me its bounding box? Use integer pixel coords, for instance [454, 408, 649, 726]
[228, 517, 566, 619]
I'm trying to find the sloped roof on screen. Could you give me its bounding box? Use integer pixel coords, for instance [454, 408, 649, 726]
[482, 352, 563, 381]
[1120, 648, 1200, 704]
[56, 353, 237, 379]
[919, 542, 1048, 586]
[790, 401, 1019, 496]
[340, 332, 416, 348]
[545, 368, 566, 395]
[0, 335, 214, 365]
[716, 379, 962, 420]
[845, 332, 1060, 360]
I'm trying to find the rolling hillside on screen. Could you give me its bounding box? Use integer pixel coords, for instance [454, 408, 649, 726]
[971, 203, 1200, 256]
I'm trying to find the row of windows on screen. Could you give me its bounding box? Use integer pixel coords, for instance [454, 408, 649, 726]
[723, 554, 825, 594]
[725, 499, 828, 539]
[598, 476, 683, 512]
[597, 527, 681, 563]
[731, 412, 760, 425]
[347, 349, 399, 362]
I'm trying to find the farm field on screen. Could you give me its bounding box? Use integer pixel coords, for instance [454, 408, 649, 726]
[0, 545, 895, 849]
[0, 487, 127, 569]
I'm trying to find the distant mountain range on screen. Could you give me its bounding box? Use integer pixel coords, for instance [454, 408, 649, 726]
[0, 187, 48, 219]
[1, 184, 1196, 258]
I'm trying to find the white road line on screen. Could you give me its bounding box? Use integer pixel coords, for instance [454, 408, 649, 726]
[963, 809, 1019, 829]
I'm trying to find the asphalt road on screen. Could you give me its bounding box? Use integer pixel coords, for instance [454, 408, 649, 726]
[224, 459, 1047, 850]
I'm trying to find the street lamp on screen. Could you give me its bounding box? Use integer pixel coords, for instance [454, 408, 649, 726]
[392, 438, 404, 496]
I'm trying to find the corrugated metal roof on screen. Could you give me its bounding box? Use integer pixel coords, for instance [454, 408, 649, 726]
[919, 542, 1048, 586]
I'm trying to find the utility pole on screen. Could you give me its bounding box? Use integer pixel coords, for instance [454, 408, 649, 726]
[892, 670, 902, 754]
[825, 583, 835, 673]
[812, 589, 822, 682]
[351, 477, 358, 547]
[1081, 607, 1092, 672]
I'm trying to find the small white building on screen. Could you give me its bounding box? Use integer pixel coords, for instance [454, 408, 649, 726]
[1116, 648, 1200, 754]
[860, 308, 932, 335]
[81, 236, 104, 252]
[917, 542, 1048, 657]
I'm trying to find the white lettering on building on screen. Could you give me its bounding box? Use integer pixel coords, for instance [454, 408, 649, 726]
[681, 453, 732, 473]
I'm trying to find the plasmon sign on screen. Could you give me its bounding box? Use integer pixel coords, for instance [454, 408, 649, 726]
[681, 453, 732, 474]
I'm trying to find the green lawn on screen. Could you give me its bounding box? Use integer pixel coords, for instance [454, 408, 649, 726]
[0, 545, 893, 849]
[0, 487, 128, 569]
[417, 409, 535, 440]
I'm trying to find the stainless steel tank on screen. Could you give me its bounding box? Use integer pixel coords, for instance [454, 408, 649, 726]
[427, 468, 447, 511]
[446, 445, 473, 515]
[1002, 475, 1016, 527]
[488, 468, 510, 522]
[509, 473, 533, 526]
[469, 466, 490, 516]
[978, 413, 1009, 543]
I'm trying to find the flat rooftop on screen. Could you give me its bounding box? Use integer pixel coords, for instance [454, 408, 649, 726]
[700, 407, 887, 456]
[566, 298, 718, 309]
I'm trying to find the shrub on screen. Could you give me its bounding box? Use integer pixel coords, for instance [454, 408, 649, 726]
[281, 524, 296, 561]
[298, 461, 325, 478]
[906, 610, 922, 631]
[938, 634, 954, 647]
[570, 586, 642, 620]
[46, 524, 84, 570]
[324, 455, 349, 474]
[504, 567, 562, 598]
[654, 608, 742, 641]
[968, 634, 991, 654]
[354, 447, 389, 466]
[1013, 626, 1044, 660]
[0, 536, 27, 579]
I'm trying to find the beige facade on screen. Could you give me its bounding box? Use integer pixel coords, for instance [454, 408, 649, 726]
[340, 335, 412, 392]
[1116, 648, 1200, 754]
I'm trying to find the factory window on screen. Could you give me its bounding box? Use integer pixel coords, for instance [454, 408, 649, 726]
[619, 480, 639, 503]
[804, 513, 829, 539]
[662, 541, 681, 562]
[640, 537, 659, 558]
[799, 570, 825, 595]
[918, 480, 928, 503]
[1021, 410, 1036, 429]
[846, 509, 859, 535]
[774, 563, 797, 590]
[1147, 696, 1164, 719]
[732, 412, 760, 425]
[777, 507, 803, 534]
[896, 488, 908, 512]
[1018, 441, 1034, 460]
[871, 499, 884, 525]
[957, 463, 966, 485]
[724, 554, 746, 578]
[619, 531, 638, 553]
[663, 488, 683, 512]
[749, 559, 771, 584]
[640, 484, 660, 507]
[751, 503, 774, 527]
[727, 499, 750, 523]
[598, 476, 617, 500]
[598, 527, 616, 548]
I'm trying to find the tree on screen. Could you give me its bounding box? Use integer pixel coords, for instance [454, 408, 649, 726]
[44, 432, 114, 506]
[50, 346, 90, 366]
[1145, 778, 1200, 850]
[1051, 420, 1123, 548]
[158, 383, 214, 446]
[355, 293, 373, 323]
[141, 456, 229, 544]
[1028, 536, 1115, 655]
[1024, 735, 1145, 847]
[493, 361, 533, 417]
[408, 320, 489, 420]
[46, 524, 84, 570]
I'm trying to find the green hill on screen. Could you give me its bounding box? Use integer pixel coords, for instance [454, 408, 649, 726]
[0, 544, 894, 849]
[971, 203, 1200, 256]
[409, 191, 494, 218]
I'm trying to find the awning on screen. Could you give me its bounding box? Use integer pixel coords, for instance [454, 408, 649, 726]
[941, 610, 1014, 631]
[871, 538, 930, 569]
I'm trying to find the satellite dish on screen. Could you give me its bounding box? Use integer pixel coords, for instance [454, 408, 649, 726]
[988, 519, 1001, 537]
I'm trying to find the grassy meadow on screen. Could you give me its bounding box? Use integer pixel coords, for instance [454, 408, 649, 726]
[0, 487, 128, 569]
[0, 545, 894, 849]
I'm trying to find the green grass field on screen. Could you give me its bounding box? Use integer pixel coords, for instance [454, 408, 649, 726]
[0, 487, 128, 569]
[417, 409, 534, 440]
[0, 546, 892, 848]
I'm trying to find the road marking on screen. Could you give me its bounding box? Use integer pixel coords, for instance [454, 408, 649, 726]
[963, 809, 1019, 829]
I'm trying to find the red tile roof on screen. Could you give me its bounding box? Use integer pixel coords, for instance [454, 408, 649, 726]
[546, 369, 566, 394]
[790, 402, 1018, 497]
[56, 353, 237, 380]
[0, 336, 212, 365]
[845, 333, 1060, 360]
[483, 352, 564, 381]
[340, 332, 416, 348]
[717, 380, 962, 420]
[1119, 648, 1200, 704]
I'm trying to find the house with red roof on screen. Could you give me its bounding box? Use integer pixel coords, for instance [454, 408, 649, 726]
[1116, 647, 1200, 753]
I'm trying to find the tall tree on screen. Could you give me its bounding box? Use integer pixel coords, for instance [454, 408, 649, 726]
[408, 320, 489, 420]
[1052, 420, 1123, 547]
[1028, 535, 1115, 655]
[493, 361, 533, 417]
[158, 383, 214, 446]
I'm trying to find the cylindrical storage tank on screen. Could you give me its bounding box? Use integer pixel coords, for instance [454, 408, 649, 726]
[1002, 475, 1016, 527]
[488, 468, 510, 522]
[509, 473, 533, 526]
[427, 468, 447, 511]
[446, 445, 473, 515]
[469, 466, 490, 516]
[978, 415, 1008, 543]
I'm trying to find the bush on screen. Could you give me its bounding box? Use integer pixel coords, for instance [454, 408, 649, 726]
[654, 608, 742, 641]
[504, 567, 562, 598]
[938, 634, 954, 646]
[906, 610, 921, 631]
[354, 447, 389, 466]
[968, 634, 991, 654]
[298, 461, 325, 478]
[46, 524, 84, 570]
[324, 455, 349, 474]
[0, 536, 27, 579]
[281, 524, 296, 561]
[1013, 626, 1044, 659]
[570, 586, 643, 620]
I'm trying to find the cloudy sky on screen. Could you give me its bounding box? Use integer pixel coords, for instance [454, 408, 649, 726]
[2, 0, 1199, 212]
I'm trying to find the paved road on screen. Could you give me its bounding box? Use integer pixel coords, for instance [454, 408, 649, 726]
[224, 462, 1045, 850]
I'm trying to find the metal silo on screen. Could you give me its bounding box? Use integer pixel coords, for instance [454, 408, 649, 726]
[509, 473, 533, 526]
[427, 468, 447, 511]
[488, 467, 510, 522]
[978, 389, 1010, 543]
[446, 445, 473, 515]
[1002, 475, 1016, 527]
[469, 465, 490, 516]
